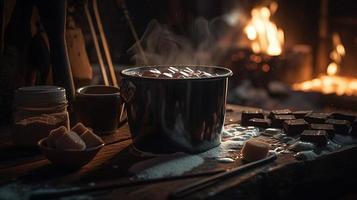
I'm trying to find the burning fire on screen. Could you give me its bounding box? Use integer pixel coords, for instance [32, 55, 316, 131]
[293, 75, 357, 96]
[293, 33, 357, 96]
[244, 2, 284, 56]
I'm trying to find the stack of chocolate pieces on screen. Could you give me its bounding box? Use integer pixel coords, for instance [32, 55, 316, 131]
[298, 112, 357, 145]
[285, 111, 332, 145]
[269, 109, 296, 128]
[280, 110, 311, 136]
[283, 119, 309, 136]
[246, 118, 271, 128]
[241, 110, 271, 128]
[309, 123, 335, 138]
[326, 112, 355, 135]
[325, 119, 350, 135]
[268, 109, 292, 118]
[240, 108, 357, 147]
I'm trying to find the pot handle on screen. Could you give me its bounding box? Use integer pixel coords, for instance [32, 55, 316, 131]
[120, 79, 136, 103]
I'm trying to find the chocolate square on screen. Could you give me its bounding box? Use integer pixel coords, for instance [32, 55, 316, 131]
[293, 110, 312, 119]
[325, 119, 351, 135]
[304, 113, 330, 124]
[241, 110, 264, 126]
[269, 109, 292, 119]
[330, 113, 356, 123]
[310, 123, 335, 138]
[272, 115, 296, 128]
[300, 130, 328, 146]
[283, 119, 309, 135]
[271, 109, 292, 115]
[247, 118, 271, 128]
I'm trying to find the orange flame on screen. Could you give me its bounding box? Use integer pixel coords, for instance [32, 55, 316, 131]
[293, 33, 357, 96]
[326, 33, 345, 75]
[244, 2, 284, 56]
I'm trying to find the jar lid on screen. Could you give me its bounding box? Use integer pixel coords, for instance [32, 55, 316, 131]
[14, 86, 67, 107]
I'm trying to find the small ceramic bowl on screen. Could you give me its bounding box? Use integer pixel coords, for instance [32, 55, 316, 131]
[38, 138, 105, 169]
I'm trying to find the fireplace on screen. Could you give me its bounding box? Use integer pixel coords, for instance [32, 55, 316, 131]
[1, 0, 357, 127]
[1, 1, 357, 199]
[210, 0, 357, 111]
[91, 0, 356, 111]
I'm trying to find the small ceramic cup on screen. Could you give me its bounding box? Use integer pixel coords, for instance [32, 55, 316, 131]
[75, 85, 122, 135]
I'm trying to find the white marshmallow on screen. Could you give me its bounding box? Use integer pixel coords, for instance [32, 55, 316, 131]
[47, 126, 68, 148]
[71, 122, 88, 136]
[55, 131, 86, 150]
[241, 139, 269, 162]
[80, 130, 104, 148]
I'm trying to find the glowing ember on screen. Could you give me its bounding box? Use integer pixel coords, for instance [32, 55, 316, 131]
[293, 33, 357, 96]
[244, 2, 284, 56]
[293, 75, 357, 96]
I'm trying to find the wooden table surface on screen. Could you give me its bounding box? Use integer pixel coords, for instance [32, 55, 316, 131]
[1, 104, 357, 200]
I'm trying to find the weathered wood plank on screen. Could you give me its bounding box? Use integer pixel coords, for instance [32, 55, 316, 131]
[1, 105, 356, 200]
[0, 138, 132, 183]
[0, 124, 131, 170]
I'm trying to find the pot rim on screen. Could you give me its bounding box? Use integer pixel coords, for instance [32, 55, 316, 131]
[120, 65, 233, 81]
[76, 85, 120, 96]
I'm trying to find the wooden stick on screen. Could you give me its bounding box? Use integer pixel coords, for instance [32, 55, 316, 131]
[29, 168, 226, 200]
[92, 0, 118, 87]
[116, 0, 148, 64]
[84, 1, 109, 86]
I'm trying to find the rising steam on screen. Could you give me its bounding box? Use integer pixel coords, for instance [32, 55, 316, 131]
[128, 18, 234, 66]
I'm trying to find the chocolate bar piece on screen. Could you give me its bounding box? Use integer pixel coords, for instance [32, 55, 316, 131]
[283, 119, 309, 135]
[310, 123, 335, 138]
[304, 113, 330, 124]
[293, 110, 312, 119]
[325, 119, 351, 135]
[271, 114, 296, 128]
[241, 110, 264, 126]
[300, 130, 328, 146]
[269, 109, 292, 119]
[330, 113, 356, 123]
[247, 118, 271, 128]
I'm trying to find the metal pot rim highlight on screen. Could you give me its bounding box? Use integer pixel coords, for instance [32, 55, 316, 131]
[77, 85, 120, 97]
[120, 65, 233, 81]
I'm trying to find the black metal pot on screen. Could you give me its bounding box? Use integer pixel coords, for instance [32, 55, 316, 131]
[120, 66, 232, 154]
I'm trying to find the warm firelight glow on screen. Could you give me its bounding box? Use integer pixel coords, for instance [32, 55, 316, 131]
[327, 62, 338, 76]
[336, 44, 345, 56]
[244, 2, 284, 56]
[293, 33, 357, 96]
[292, 75, 357, 96]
